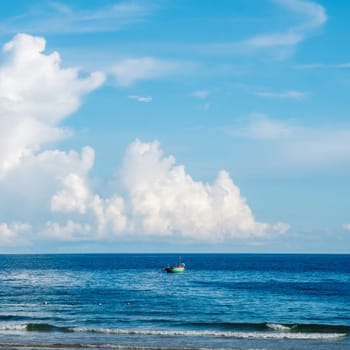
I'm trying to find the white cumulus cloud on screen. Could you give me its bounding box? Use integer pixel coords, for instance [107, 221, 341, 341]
[121, 139, 287, 240]
[51, 172, 127, 237]
[0, 33, 106, 247]
[51, 173, 91, 214]
[52, 139, 289, 241]
[0, 146, 94, 211]
[0, 222, 31, 245]
[0, 33, 105, 176]
[42, 220, 92, 241]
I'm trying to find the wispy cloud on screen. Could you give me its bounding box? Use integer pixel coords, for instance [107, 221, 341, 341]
[111, 57, 195, 87]
[255, 90, 309, 99]
[191, 90, 211, 111]
[275, 0, 327, 29]
[296, 62, 350, 69]
[343, 224, 350, 231]
[0, 1, 153, 34]
[191, 90, 210, 99]
[228, 114, 350, 168]
[201, 103, 210, 111]
[128, 95, 152, 103]
[229, 113, 295, 140]
[195, 0, 326, 58]
[177, 0, 327, 60]
[244, 0, 326, 49]
[244, 31, 303, 49]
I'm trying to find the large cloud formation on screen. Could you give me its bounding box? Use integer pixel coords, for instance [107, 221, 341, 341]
[51, 139, 289, 241]
[0, 34, 288, 248]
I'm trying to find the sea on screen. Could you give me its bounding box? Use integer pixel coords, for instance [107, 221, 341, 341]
[0, 254, 349, 350]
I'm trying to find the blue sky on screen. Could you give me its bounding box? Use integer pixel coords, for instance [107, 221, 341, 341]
[0, 0, 349, 253]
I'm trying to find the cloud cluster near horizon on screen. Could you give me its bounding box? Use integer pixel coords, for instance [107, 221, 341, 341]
[0, 33, 288, 247]
[51, 138, 289, 241]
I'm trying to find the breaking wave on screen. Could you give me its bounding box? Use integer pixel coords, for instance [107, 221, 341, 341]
[0, 323, 72, 333]
[72, 327, 347, 339]
[0, 322, 347, 340]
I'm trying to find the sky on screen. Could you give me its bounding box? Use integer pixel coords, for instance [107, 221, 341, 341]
[0, 0, 349, 253]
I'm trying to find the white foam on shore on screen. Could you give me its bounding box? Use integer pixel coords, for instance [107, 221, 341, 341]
[73, 327, 347, 340]
[0, 323, 346, 340]
[0, 324, 26, 331]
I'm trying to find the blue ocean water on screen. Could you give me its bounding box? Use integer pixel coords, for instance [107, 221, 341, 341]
[0, 254, 349, 350]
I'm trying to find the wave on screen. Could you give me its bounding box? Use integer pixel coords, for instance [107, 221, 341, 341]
[0, 323, 72, 333]
[179, 321, 350, 334]
[72, 327, 347, 340]
[266, 323, 295, 332]
[0, 322, 348, 340]
[26, 323, 73, 332]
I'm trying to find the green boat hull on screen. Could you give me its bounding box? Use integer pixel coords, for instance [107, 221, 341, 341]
[165, 267, 185, 273]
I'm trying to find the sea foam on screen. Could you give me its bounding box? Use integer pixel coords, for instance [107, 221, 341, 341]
[73, 327, 347, 340]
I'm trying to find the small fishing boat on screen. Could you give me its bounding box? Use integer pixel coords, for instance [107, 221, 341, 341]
[164, 261, 185, 273]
